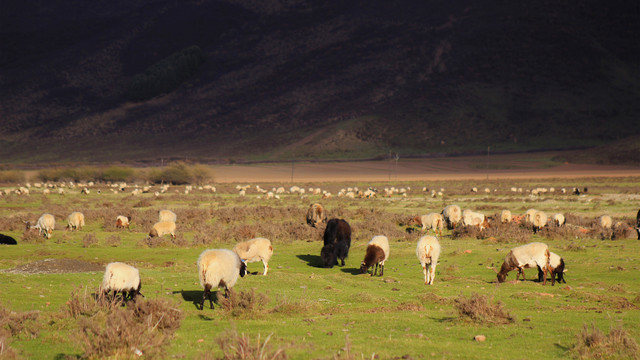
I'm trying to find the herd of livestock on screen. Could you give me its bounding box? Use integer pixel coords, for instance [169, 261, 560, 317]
[1, 181, 640, 311]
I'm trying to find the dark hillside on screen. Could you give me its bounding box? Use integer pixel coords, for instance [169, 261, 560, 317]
[0, 0, 638, 164]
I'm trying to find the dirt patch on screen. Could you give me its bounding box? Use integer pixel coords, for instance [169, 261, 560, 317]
[2, 258, 104, 274]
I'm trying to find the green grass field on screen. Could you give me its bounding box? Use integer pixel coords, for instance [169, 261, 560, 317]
[1, 177, 639, 359]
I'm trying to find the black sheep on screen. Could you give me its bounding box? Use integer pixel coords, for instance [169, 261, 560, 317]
[321, 219, 351, 268]
[0, 234, 17, 245]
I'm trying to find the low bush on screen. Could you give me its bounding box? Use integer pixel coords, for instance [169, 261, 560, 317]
[570, 324, 639, 359]
[217, 288, 270, 318]
[202, 330, 287, 360]
[454, 293, 515, 325]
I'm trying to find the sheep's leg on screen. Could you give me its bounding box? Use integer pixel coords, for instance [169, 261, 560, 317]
[379, 263, 384, 277]
[423, 264, 429, 285]
[428, 265, 436, 285]
[262, 260, 268, 276]
[201, 284, 212, 310]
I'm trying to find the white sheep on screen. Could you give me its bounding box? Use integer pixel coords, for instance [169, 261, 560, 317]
[599, 215, 612, 229]
[233, 238, 273, 275]
[500, 210, 512, 223]
[197, 249, 247, 310]
[532, 210, 548, 233]
[116, 215, 131, 229]
[148, 221, 176, 239]
[101, 262, 142, 301]
[26, 213, 55, 239]
[360, 235, 390, 276]
[496, 242, 551, 285]
[551, 213, 566, 226]
[416, 235, 441, 285]
[441, 205, 462, 229]
[158, 209, 177, 223]
[410, 213, 444, 236]
[462, 209, 488, 230]
[525, 208, 538, 224]
[66, 212, 85, 231]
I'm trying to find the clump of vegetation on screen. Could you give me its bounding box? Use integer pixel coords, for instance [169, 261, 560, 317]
[21, 229, 45, 244]
[72, 292, 184, 359]
[0, 304, 41, 339]
[217, 288, 270, 318]
[0, 170, 25, 184]
[146, 161, 214, 185]
[570, 324, 639, 359]
[200, 330, 287, 360]
[82, 233, 99, 248]
[454, 293, 515, 325]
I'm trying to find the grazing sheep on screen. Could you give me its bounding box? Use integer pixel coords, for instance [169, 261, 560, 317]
[306, 203, 327, 228]
[409, 213, 444, 237]
[26, 213, 55, 239]
[599, 215, 612, 229]
[441, 205, 462, 230]
[551, 213, 566, 227]
[116, 215, 131, 229]
[66, 212, 85, 231]
[101, 262, 142, 301]
[416, 235, 441, 285]
[148, 221, 176, 239]
[537, 251, 566, 285]
[0, 234, 17, 245]
[532, 210, 548, 233]
[158, 209, 177, 223]
[500, 210, 512, 224]
[360, 235, 390, 276]
[233, 237, 273, 275]
[496, 242, 551, 285]
[197, 249, 247, 310]
[636, 209, 640, 240]
[524, 209, 538, 224]
[321, 218, 352, 268]
[462, 209, 489, 230]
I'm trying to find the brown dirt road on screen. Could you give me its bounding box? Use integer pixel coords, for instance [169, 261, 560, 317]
[211, 152, 640, 183]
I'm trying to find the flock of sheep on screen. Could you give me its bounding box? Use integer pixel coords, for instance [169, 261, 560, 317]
[3, 181, 640, 313]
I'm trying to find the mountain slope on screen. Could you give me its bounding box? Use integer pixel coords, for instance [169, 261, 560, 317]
[1, 0, 638, 164]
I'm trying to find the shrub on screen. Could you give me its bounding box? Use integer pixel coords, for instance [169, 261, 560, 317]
[454, 293, 515, 325]
[570, 324, 639, 359]
[101, 166, 135, 182]
[201, 330, 287, 360]
[217, 288, 270, 318]
[82, 233, 99, 248]
[0, 171, 25, 184]
[21, 229, 45, 244]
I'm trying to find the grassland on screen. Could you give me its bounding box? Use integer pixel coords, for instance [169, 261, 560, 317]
[1, 175, 639, 359]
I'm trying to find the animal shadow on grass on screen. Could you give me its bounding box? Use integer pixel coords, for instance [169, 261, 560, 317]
[296, 254, 324, 268]
[340, 267, 363, 275]
[174, 290, 220, 310]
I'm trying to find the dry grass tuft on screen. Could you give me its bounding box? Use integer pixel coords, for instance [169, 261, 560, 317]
[201, 330, 287, 360]
[217, 288, 270, 317]
[0, 304, 40, 339]
[81, 233, 99, 248]
[21, 229, 44, 244]
[454, 293, 515, 325]
[570, 324, 639, 359]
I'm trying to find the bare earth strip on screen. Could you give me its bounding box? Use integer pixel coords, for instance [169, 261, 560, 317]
[212, 152, 640, 183]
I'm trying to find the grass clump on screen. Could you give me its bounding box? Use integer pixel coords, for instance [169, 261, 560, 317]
[217, 288, 270, 318]
[570, 324, 639, 359]
[201, 330, 287, 360]
[454, 293, 515, 325]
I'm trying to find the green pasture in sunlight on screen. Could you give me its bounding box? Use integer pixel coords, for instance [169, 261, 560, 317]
[0, 177, 639, 359]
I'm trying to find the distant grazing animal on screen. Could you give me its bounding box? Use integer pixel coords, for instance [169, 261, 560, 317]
[416, 235, 441, 285]
[360, 235, 390, 276]
[66, 212, 85, 231]
[500, 210, 512, 224]
[321, 219, 352, 268]
[551, 213, 566, 227]
[599, 215, 612, 229]
[537, 251, 566, 285]
[148, 221, 176, 239]
[636, 209, 640, 240]
[25, 213, 55, 239]
[116, 215, 131, 229]
[197, 249, 247, 310]
[409, 213, 444, 237]
[441, 205, 462, 230]
[495, 242, 551, 285]
[532, 211, 548, 233]
[158, 209, 177, 223]
[101, 262, 142, 302]
[306, 203, 327, 228]
[233, 238, 273, 275]
[462, 209, 489, 230]
[0, 234, 17, 245]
